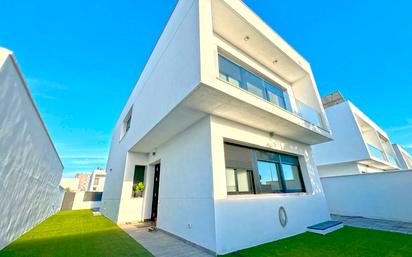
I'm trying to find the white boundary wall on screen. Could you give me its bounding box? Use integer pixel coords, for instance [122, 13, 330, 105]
[71, 192, 102, 210]
[0, 49, 64, 250]
[321, 170, 412, 222]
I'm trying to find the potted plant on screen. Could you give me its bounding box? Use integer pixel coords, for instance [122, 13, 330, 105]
[133, 182, 145, 197]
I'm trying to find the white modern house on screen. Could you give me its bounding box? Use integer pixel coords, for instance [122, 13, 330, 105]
[312, 92, 399, 177]
[0, 48, 64, 250]
[87, 168, 106, 192]
[101, 0, 334, 254]
[392, 144, 412, 170]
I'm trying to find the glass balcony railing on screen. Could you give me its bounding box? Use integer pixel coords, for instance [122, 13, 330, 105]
[387, 154, 398, 166]
[295, 99, 324, 128]
[218, 54, 327, 130]
[368, 144, 385, 161]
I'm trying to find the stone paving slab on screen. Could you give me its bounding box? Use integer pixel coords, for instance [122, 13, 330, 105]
[332, 215, 412, 235]
[121, 224, 215, 257]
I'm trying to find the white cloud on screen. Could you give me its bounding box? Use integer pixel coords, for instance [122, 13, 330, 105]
[27, 78, 68, 90]
[26, 77, 68, 100]
[387, 119, 412, 132]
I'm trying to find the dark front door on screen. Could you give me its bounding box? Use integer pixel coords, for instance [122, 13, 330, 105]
[151, 164, 160, 221]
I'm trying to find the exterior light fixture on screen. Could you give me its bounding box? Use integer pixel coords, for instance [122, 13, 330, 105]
[244, 36, 250, 41]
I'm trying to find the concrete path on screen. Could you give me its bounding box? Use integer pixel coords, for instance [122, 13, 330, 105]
[121, 224, 215, 257]
[333, 215, 412, 235]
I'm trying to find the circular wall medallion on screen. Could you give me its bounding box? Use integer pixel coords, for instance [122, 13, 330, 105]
[279, 206, 288, 228]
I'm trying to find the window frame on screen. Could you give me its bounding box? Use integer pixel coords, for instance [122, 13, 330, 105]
[120, 107, 133, 140]
[225, 143, 306, 196]
[226, 168, 255, 195]
[218, 54, 290, 112]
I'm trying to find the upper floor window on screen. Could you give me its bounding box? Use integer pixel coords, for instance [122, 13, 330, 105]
[218, 54, 290, 111]
[121, 107, 133, 140]
[224, 143, 305, 195]
[125, 115, 132, 133]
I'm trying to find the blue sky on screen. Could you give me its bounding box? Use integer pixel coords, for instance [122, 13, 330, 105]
[1, 0, 411, 177]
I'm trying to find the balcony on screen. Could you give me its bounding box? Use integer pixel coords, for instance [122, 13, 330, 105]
[356, 114, 399, 169]
[218, 54, 327, 130]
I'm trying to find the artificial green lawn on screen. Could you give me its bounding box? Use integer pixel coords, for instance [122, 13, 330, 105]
[221, 226, 412, 257]
[0, 210, 153, 257]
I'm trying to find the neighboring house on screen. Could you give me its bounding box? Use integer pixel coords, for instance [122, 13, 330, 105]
[0, 48, 64, 250]
[101, 0, 333, 254]
[60, 177, 80, 191]
[312, 92, 399, 177]
[75, 173, 91, 191]
[392, 144, 412, 170]
[87, 168, 106, 192]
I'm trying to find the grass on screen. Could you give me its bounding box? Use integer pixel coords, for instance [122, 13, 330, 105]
[0, 210, 153, 257]
[221, 226, 412, 257]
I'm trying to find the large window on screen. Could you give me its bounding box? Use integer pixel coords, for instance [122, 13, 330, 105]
[218, 54, 290, 112]
[224, 143, 305, 195]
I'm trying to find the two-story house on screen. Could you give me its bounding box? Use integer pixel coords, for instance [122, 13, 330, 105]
[313, 92, 399, 177]
[101, 0, 333, 254]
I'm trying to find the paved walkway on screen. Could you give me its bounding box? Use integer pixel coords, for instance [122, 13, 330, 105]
[121, 224, 215, 257]
[333, 215, 412, 235]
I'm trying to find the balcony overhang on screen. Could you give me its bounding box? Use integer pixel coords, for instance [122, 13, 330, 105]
[359, 158, 399, 171]
[131, 83, 332, 153]
[211, 0, 310, 84]
[184, 83, 332, 144]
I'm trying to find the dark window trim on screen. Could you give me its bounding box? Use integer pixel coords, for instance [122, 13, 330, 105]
[218, 54, 291, 112]
[225, 143, 306, 195]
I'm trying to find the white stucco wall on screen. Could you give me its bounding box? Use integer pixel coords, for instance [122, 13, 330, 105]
[108, 117, 216, 251]
[0, 49, 64, 250]
[317, 162, 361, 177]
[312, 102, 369, 168]
[116, 152, 148, 223]
[322, 170, 412, 222]
[152, 116, 216, 251]
[71, 192, 101, 210]
[210, 116, 330, 254]
[101, 0, 201, 223]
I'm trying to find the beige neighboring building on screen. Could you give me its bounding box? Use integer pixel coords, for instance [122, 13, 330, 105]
[75, 173, 91, 191]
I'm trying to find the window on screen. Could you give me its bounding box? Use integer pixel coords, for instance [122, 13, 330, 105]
[225, 168, 254, 194]
[218, 54, 290, 112]
[218, 55, 241, 87]
[257, 161, 282, 193]
[94, 177, 99, 186]
[132, 166, 145, 197]
[224, 143, 306, 195]
[243, 70, 265, 99]
[121, 108, 133, 139]
[265, 81, 287, 109]
[281, 164, 305, 192]
[126, 115, 131, 132]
